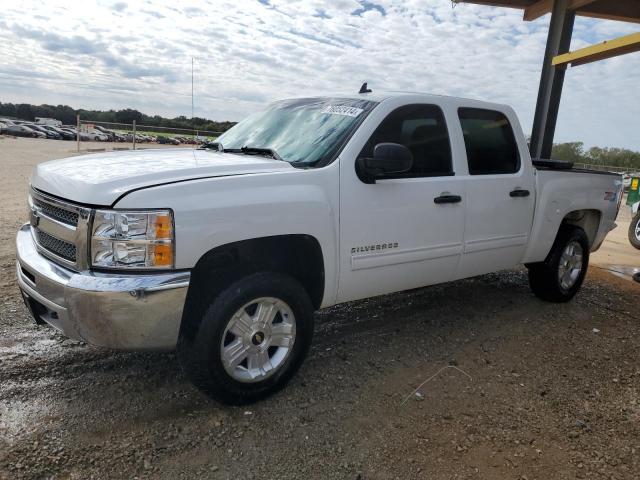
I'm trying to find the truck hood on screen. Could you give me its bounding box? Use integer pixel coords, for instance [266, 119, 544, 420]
[31, 148, 295, 206]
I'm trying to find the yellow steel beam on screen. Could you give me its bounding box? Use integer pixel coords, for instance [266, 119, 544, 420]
[523, 0, 598, 22]
[552, 32, 640, 67]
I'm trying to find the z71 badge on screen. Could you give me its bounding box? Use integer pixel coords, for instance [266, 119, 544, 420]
[351, 242, 399, 254]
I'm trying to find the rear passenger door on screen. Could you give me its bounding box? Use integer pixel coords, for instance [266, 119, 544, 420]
[454, 107, 535, 279]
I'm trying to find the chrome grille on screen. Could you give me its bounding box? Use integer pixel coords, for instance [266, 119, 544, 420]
[33, 197, 79, 226]
[29, 188, 91, 271]
[36, 230, 77, 262]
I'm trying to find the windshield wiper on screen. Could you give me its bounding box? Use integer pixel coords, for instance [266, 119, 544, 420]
[203, 142, 286, 162]
[223, 146, 283, 161]
[200, 141, 222, 150]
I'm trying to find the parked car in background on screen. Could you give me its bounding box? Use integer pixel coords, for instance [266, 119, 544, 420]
[92, 130, 109, 141]
[79, 130, 108, 141]
[26, 124, 62, 140]
[5, 124, 46, 138]
[63, 128, 90, 141]
[123, 132, 148, 143]
[157, 136, 181, 145]
[2, 118, 206, 144]
[94, 125, 111, 135]
[46, 126, 75, 140]
[94, 125, 126, 141]
[35, 117, 62, 127]
[629, 201, 640, 250]
[61, 128, 78, 138]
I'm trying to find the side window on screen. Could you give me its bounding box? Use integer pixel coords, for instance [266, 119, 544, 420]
[458, 108, 520, 175]
[359, 104, 453, 178]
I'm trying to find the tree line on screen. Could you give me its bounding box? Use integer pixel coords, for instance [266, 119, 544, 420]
[0, 102, 236, 134]
[552, 142, 640, 170]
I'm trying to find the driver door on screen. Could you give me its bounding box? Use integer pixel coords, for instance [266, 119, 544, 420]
[337, 103, 465, 303]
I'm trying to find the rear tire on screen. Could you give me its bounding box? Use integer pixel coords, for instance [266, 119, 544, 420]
[177, 272, 314, 405]
[528, 226, 589, 303]
[628, 211, 640, 250]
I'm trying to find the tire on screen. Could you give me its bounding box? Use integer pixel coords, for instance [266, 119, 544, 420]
[528, 226, 589, 303]
[177, 272, 314, 405]
[628, 211, 640, 250]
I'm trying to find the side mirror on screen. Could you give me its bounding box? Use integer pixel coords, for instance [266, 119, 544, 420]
[357, 143, 413, 184]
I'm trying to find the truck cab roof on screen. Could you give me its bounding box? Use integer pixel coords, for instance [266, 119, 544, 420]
[298, 90, 513, 112]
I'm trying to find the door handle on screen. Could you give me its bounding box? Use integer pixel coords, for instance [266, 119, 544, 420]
[510, 189, 530, 198]
[434, 194, 462, 205]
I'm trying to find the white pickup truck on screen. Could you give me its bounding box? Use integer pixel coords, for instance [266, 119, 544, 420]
[16, 91, 623, 404]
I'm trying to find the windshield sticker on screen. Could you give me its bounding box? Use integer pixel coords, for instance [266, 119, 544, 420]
[321, 105, 364, 117]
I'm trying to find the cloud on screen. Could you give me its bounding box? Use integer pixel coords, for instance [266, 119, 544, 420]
[10, 24, 107, 54]
[111, 2, 127, 12]
[0, 0, 638, 150]
[7, 21, 177, 82]
[351, 1, 386, 17]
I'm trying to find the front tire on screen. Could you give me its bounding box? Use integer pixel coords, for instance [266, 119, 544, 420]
[528, 226, 589, 303]
[178, 272, 314, 405]
[628, 211, 640, 250]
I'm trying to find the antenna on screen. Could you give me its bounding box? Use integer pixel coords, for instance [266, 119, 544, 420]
[359, 82, 372, 94]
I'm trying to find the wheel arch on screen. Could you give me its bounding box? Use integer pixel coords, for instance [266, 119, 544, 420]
[180, 234, 325, 341]
[560, 209, 602, 249]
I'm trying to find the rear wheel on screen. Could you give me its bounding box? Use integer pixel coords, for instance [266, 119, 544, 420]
[178, 272, 314, 405]
[528, 226, 589, 303]
[628, 211, 640, 250]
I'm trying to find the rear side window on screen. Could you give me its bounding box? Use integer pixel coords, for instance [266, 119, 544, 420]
[458, 108, 520, 175]
[359, 104, 453, 178]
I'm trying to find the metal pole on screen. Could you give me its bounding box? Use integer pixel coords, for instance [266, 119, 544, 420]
[191, 57, 195, 141]
[76, 114, 80, 152]
[530, 0, 575, 160]
[132, 120, 136, 150]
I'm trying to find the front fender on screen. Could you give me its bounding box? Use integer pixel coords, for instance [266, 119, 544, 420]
[113, 166, 340, 306]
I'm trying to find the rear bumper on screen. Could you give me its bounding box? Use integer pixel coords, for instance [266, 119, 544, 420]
[15, 224, 190, 350]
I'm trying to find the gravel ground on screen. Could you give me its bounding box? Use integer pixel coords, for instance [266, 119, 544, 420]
[1, 136, 639, 479]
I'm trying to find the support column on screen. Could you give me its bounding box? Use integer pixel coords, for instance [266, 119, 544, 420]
[529, 0, 575, 160]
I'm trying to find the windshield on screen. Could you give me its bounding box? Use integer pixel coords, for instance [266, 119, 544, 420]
[215, 97, 377, 166]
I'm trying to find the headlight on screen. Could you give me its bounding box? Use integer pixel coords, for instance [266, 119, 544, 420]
[91, 209, 174, 269]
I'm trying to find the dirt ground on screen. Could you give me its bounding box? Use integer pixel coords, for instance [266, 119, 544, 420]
[1, 136, 639, 480]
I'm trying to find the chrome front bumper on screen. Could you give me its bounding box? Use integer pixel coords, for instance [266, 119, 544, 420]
[15, 224, 190, 350]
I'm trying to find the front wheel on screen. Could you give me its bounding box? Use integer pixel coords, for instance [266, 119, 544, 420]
[628, 211, 640, 250]
[528, 226, 589, 303]
[178, 272, 314, 405]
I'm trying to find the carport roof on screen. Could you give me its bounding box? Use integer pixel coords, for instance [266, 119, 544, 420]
[456, 0, 640, 24]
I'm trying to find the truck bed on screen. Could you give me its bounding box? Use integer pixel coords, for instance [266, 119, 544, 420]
[533, 158, 621, 177]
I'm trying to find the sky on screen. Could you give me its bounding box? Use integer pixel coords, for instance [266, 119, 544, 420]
[0, 0, 638, 150]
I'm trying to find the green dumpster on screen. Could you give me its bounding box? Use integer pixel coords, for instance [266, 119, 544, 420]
[627, 176, 640, 205]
